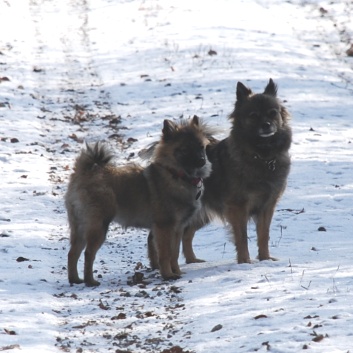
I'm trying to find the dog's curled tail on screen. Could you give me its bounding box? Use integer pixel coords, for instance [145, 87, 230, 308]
[74, 142, 114, 173]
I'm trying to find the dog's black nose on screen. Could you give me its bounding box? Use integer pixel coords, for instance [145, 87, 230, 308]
[195, 156, 206, 168]
[262, 121, 271, 130]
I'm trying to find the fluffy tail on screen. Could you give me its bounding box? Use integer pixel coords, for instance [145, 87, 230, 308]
[74, 142, 114, 173]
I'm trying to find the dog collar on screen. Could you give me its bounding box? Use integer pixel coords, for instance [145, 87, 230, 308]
[161, 165, 203, 199]
[165, 166, 203, 187]
[253, 154, 276, 171]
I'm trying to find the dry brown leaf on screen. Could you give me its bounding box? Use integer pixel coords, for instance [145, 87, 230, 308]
[254, 314, 268, 320]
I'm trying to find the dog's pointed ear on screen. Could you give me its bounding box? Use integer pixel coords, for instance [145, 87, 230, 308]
[236, 82, 252, 104]
[263, 78, 277, 97]
[191, 115, 200, 127]
[163, 119, 177, 140]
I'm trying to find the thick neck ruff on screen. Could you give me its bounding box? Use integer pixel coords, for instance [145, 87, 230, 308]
[253, 153, 276, 171]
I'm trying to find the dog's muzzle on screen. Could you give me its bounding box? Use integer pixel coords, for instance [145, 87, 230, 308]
[259, 122, 276, 138]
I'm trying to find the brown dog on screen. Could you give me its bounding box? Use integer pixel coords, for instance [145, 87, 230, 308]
[149, 79, 292, 266]
[65, 116, 212, 286]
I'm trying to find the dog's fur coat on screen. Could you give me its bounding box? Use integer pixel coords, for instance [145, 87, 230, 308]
[65, 116, 212, 286]
[149, 79, 292, 266]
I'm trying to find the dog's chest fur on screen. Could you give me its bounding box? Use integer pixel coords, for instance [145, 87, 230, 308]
[144, 164, 202, 227]
[204, 135, 290, 215]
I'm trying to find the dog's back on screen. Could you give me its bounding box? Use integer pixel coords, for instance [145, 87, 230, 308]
[66, 143, 152, 230]
[66, 116, 213, 285]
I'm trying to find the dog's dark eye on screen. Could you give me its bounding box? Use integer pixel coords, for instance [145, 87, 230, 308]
[249, 112, 259, 119]
[178, 144, 203, 157]
[268, 109, 278, 118]
[192, 144, 205, 152]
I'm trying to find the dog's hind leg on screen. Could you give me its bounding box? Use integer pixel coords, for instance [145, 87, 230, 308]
[182, 226, 205, 264]
[226, 205, 251, 264]
[147, 231, 159, 270]
[83, 221, 108, 287]
[256, 204, 278, 261]
[68, 227, 86, 284]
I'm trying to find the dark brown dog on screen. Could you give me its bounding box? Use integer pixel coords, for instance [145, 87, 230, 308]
[149, 79, 292, 266]
[65, 116, 212, 286]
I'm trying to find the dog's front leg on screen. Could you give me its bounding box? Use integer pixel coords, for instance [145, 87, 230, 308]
[256, 204, 278, 261]
[182, 226, 205, 264]
[171, 230, 183, 276]
[226, 205, 251, 264]
[153, 224, 181, 280]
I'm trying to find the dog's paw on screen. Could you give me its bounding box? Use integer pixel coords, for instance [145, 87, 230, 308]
[161, 273, 181, 281]
[85, 279, 101, 287]
[69, 277, 84, 285]
[185, 257, 205, 264]
[257, 255, 278, 262]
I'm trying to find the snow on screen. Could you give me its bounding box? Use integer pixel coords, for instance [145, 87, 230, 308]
[0, 0, 352, 352]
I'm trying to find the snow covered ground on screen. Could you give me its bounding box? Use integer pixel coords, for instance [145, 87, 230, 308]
[1, 0, 352, 352]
